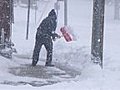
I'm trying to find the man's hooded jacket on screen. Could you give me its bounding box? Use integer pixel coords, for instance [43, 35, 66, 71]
[36, 9, 57, 40]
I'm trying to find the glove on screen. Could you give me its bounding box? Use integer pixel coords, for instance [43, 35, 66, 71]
[52, 33, 61, 41]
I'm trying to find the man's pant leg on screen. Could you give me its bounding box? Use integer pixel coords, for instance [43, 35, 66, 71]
[44, 38, 53, 65]
[32, 40, 42, 66]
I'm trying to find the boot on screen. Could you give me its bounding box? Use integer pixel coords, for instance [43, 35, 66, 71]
[32, 60, 38, 66]
[45, 62, 54, 67]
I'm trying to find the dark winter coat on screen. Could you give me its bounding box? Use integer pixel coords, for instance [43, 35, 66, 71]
[36, 9, 58, 40]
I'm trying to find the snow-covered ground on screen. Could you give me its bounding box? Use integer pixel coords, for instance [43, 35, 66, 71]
[0, 0, 120, 90]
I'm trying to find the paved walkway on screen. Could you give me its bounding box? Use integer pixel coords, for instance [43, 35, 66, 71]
[1, 63, 80, 87]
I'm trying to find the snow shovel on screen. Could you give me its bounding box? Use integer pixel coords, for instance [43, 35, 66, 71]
[60, 26, 73, 42]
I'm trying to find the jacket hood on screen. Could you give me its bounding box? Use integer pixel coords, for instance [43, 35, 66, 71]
[48, 9, 57, 20]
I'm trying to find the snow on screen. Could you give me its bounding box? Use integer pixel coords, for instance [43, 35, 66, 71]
[0, 0, 120, 90]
